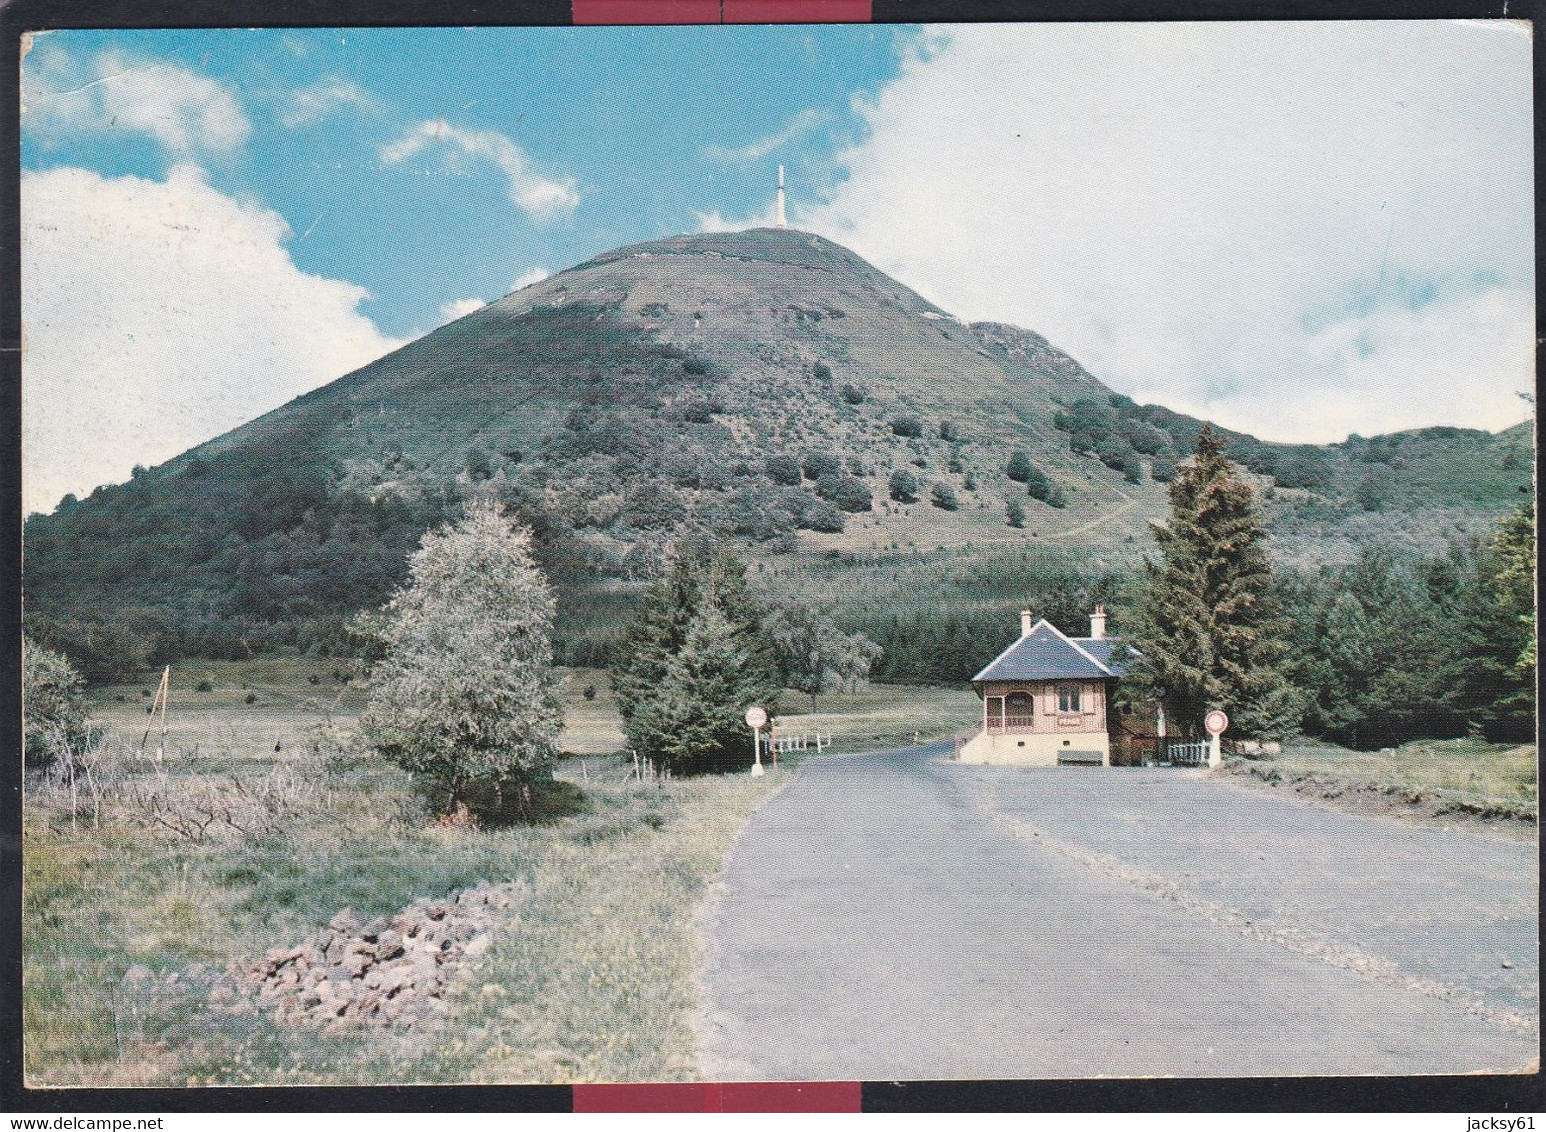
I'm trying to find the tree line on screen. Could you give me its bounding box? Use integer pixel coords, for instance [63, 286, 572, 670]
[1123, 426, 1535, 746]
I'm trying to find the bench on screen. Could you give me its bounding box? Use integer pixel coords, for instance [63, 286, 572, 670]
[1057, 749, 1105, 766]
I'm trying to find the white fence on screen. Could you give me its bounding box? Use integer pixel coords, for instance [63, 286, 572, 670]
[761, 732, 832, 756]
[1164, 740, 1211, 767]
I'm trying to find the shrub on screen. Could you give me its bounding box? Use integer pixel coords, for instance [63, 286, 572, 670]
[1151, 456, 1177, 483]
[765, 455, 803, 486]
[622, 481, 687, 530]
[890, 416, 924, 438]
[1355, 468, 1396, 511]
[1122, 421, 1168, 456]
[840, 384, 866, 405]
[359, 501, 562, 817]
[245, 693, 258, 704]
[195, 680, 213, 693]
[939, 421, 960, 442]
[1024, 465, 1054, 502]
[802, 452, 842, 480]
[813, 362, 832, 381]
[800, 501, 846, 532]
[1274, 447, 1333, 492]
[1095, 436, 1131, 470]
[1006, 450, 1032, 483]
[888, 470, 919, 503]
[583, 684, 597, 700]
[1122, 456, 1143, 485]
[465, 447, 494, 482]
[816, 474, 873, 513]
[22, 636, 92, 771]
[932, 484, 959, 511]
[1006, 500, 1026, 528]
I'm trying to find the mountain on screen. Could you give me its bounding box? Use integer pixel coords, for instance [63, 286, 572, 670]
[22, 228, 1533, 682]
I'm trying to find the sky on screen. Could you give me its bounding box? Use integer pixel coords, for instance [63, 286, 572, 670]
[20, 21, 1535, 515]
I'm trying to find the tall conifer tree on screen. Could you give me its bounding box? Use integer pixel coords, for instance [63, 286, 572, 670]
[612, 538, 781, 772]
[1131, 426, 1298, 737]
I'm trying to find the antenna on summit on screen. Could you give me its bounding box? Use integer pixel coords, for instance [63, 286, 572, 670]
[775, 164, 787, 229]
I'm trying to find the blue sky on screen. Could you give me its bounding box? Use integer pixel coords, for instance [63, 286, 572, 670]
[24, 25, 904, 338]
[20, 22, 1535, 514]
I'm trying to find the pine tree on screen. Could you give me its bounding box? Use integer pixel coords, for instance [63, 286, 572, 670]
[1492, 503, 1536, 674]
[1130, 425, 1298, 738]
[628, 606, 759, 770]
[357, 500, 561, 814]
[1435, 505, 1536, 741]
[612, 539, 781, 772]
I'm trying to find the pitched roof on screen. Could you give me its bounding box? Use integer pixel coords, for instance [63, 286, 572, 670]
[1075, 637, 1131, 676]
[971, 619, 1130, 683]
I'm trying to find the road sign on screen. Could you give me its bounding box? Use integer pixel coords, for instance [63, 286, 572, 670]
[1204, 709, 1229, 736]
[746, 706, 768, 776]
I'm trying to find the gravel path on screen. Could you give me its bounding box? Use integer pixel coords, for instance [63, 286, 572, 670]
[697, 744, 1537, 1081]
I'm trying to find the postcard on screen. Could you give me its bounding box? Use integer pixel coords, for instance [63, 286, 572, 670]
[17, 18, 1537, 1091]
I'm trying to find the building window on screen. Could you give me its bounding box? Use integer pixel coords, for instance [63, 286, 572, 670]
[1005, 691, 1033, 728]
[987, 696, 1005, 729]
[1057, 684, 1081, 714]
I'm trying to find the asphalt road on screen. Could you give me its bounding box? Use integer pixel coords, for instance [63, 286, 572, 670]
[696, 744, 1538, 1081]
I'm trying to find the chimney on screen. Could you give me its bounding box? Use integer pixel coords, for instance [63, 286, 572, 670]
[1090, 604, 1107, 640]
[1020, 609, 1034, 637]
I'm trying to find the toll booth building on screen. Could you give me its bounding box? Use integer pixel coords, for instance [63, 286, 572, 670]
[958, 607, 1128, 767]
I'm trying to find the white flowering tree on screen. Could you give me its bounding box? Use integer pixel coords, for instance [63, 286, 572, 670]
[358, 500, 562, 816]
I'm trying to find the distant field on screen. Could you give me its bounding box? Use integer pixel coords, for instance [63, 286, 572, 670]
[769, 682, 981, 754]
[556, 668, 981, 761]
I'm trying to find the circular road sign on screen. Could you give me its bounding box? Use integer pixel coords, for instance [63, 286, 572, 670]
[745, 705, 768, 730]
[1204, 709, 1229, 736]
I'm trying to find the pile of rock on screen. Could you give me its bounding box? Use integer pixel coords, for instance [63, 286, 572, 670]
[216, 879, 521, 1034]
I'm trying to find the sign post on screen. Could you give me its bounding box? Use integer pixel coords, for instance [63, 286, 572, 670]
[745, 705, 768, 777]
[1204, 709, 1228, 769]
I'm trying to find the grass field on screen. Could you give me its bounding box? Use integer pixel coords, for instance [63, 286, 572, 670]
[26, 660, 970, 1086]
[1226, 737, 1538, 828]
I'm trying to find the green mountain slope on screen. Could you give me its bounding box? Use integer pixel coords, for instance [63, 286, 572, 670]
[22, 227, 1532, 680]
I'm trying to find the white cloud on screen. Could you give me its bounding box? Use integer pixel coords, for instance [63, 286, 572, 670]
[279, 78, 381, 129]
[23, 43, 250, 156]
[21, 165, 406, 515]
[438, 296, 487, 323]
[380, 120, 580, 222]
[695, 201, 780, 233]
[704, 108, 831, 164]
[802, 22, 1534, 441]
[511, 267, 550, 290]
